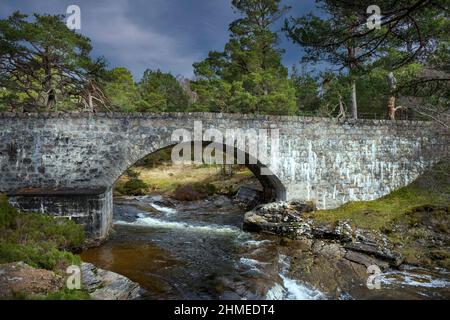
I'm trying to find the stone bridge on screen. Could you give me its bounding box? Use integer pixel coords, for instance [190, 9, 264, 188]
[0, 112, 447, 241]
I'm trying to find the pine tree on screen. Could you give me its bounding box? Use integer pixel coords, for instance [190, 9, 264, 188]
[192, 0, 296, 115]
[0, 12, 106, 112]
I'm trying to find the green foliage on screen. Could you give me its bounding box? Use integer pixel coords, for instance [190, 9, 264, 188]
[0, 200, 84, 249]
[285, 1, 447, 69]
[2, 3, 446, 118]
[117, 170, 149, 195]
[136, 91, 167, 112]
[104, 68, 141, 112]
[290, 67, 320, 114]
[125, 169, 140, 180]
[32, 288, 91, 300]
[284, 1, 449, 118]
[0, 12, 191, 113]
[0, 12, 106, 112]
[103, 67, 189, 113]
[138, 69, 189, 112]
[12, 288, 91, 300]
[0, 195, 84, 271]
[0, 242, 80, 271]
[192, 0, 297, 115]
[0, 88, 10, 111]
[190, 79, 232, 112]
[121, 179, 149, 196]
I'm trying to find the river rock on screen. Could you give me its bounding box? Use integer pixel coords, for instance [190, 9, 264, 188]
[310, 220, 353, 242]
[244, 201, 352, 242]
[344, 243, 403, 266]
[153, 198, 176, 208]
[252, 201, 315, 222]
[243, 201, 315, 233]
[344, 250, 390, 271]
[0, 262, 63, 298]
[278, 244, 369, 300]
[81, 263, 144, 300]
[244, 201, 403, 268]
[312, 241, 346, 259]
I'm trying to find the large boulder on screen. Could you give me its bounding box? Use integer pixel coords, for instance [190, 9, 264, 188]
[244, 201, 403, 268]
[0, 261, 145, 300]
[0, 262, 63, 298]
[243, 201, 352, 242]
[81, 263, 144, 300]
[243, 201, 315, 234]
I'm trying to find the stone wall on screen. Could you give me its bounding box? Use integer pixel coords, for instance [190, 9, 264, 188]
[0, 112, 448, 239]
[8, 188, 113, 242]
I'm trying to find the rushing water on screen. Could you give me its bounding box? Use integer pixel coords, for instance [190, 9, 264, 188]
[81, 195, 450, 300]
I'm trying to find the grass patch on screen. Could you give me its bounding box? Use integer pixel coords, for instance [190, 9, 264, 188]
[11, 288, 91, 300]
[114, 146, 260, 196]
[0, 242, 80, 271]
[0, 194, 84, 272]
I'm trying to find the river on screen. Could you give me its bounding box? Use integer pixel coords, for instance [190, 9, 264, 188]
[81, 195, 450, 300]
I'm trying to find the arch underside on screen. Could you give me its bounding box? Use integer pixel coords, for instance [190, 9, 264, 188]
[118, 141, 286, 203]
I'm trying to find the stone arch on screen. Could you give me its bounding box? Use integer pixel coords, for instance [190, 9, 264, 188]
[113, 139, 287, 203]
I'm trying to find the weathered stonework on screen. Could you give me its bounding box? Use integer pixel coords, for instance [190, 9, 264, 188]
[0, 112, 448, 240]
[8, 188, 113, 242]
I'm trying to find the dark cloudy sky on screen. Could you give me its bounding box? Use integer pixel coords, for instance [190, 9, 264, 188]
[0, 0, 319, 80]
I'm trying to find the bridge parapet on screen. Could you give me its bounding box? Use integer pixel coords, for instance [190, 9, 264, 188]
[0, 111, 443, 127]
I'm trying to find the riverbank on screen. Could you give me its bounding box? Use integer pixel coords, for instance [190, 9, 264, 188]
[121, 160, 449, 270]
[0, 194, 144, 300]
[243, 163, 450, 292]
[0, 193, 84, 299]
[310, 162, 449, 269]
[1, 162, 448, 299]
[83, 193, 450, 299]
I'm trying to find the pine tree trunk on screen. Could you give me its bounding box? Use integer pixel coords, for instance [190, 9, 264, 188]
[351, 81, 358, 119]
[88, 92, 93, 111]
[387, 72, 397, 120]
[44, 63, 55, 109]
[387, 95, 396, 120]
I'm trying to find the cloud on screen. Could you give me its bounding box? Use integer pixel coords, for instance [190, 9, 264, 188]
[0, 0, 318, 79]
[0, 0, 215, 79]
[82, 1, 201, 78]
